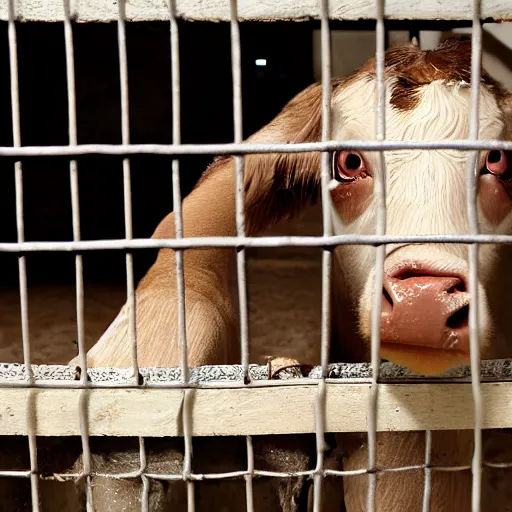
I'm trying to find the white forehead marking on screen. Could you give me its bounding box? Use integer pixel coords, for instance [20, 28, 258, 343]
[329, 76, 505, 238]
[332, 76, 503, 144]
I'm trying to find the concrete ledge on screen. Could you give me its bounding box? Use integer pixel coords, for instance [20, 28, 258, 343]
[1, 360, 512, 385]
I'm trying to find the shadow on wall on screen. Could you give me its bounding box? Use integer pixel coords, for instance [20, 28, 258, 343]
[0, 21, 314, 287]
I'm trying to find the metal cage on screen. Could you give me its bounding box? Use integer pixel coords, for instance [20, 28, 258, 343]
[1, 0, 512, 510]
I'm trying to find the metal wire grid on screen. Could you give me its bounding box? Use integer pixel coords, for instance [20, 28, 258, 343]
[1, 0, 493, 509]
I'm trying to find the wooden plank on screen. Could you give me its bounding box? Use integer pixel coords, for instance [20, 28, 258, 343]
[1, 0, 511, 22]
[0, 382, 511, 437]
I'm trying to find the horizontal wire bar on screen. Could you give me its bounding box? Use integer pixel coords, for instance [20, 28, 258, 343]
[1, 140, 512, 158]
[0, 471, 32, 478]
[1, 233, 512, 253]
[482, 461, 512, 469]
[2, 463, 481, 483]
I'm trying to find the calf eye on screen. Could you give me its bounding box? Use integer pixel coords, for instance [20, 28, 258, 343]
[484, 150, 512, 181]
[333, 151, 368, 183]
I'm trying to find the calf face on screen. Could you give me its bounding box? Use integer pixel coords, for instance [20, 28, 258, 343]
[329, 38, 512, 374]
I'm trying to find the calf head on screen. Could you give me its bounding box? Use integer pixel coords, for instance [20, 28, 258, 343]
[83, 38, 512, 377]
[329, 37, 512, 374]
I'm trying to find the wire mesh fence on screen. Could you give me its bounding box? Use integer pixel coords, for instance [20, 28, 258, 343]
[1, 0, 512, 510]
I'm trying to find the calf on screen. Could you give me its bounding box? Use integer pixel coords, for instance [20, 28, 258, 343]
[71, 36, 512, 511]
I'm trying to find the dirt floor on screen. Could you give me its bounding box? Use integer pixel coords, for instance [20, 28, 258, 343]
[0, 258, 322, 367]
[0, 205, 324, 367]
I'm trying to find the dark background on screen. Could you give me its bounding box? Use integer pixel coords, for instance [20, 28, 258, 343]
[0, 21, 315, 287]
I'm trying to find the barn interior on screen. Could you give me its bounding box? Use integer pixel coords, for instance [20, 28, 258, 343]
[0, 20, 511, 368]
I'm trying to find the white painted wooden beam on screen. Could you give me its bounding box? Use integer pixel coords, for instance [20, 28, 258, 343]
[1, 0, 512, 23]
[1, 382, 511, 437]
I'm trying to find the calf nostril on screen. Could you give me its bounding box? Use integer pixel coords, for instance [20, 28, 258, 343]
[447, 279, 467, 294]
[394, 271, 417, 281]
[381, 287, 393, 315]
[446, 304, 469, 330]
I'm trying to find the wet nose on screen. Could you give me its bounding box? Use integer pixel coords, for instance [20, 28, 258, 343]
[380, 273, 470, 351]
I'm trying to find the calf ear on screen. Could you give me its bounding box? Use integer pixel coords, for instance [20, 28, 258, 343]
[78, 82, 336, 369]
[243, 82, 325, 233]
[499, 93, 512, 136]
[194, 81, 331, 235]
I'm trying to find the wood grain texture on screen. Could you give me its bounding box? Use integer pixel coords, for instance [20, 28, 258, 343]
[2, 0, 512, 22]
[0, 382, 511, 437]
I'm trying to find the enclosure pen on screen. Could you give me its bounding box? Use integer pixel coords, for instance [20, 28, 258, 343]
[2, 0, 512, 511]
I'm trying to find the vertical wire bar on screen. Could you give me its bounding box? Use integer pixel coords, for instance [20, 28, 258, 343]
[169, 0, 188, 386]
[117, 0, 139, 382]
[78, 390, 93, 511]
[245, 435, 255, 512]
[117, 6, 151, 511]
[319, 0, 333, 355]
[313, 0, 332, 509]
[367, 1, 387, 510]
[422, 430, 432, 512]
[313, 378, 327, 512]
[7, 3, 40, 510]
[63, 2, 94, 509]
[139, 437, 150, 512]
[169, 2, 194, 508]
[8, 0, 30, 379]
[183, 389, 195, 512]
[62, 1, 83, 370]
[141, 475, 150, 512]
[467, 3, 483, 511]
[64, 0, 85, 377]
[228, 3, 253, 511]
[229, 0, 250, 378]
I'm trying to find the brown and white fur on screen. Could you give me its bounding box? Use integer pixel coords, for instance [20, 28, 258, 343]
[70, 37, 512, 511]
